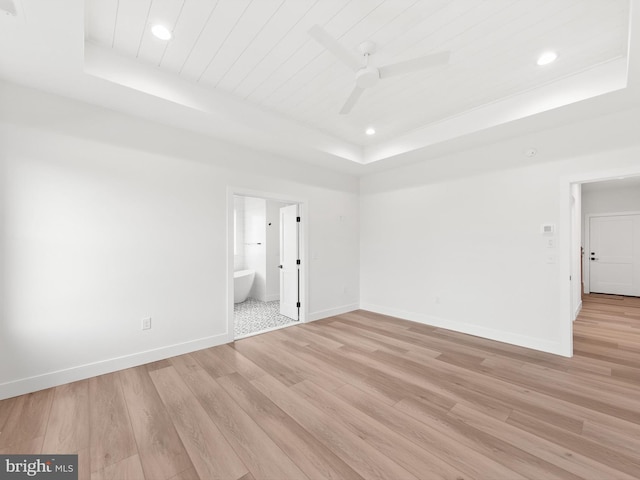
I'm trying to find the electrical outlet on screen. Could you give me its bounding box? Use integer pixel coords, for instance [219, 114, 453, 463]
[142, 317, 152, 330]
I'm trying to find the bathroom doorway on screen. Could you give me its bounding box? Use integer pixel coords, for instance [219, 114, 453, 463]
[229, 192, 305, 339]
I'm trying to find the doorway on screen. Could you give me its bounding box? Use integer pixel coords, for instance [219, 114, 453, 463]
[229, 191, 305, 340]
[564, 173, 640, 357]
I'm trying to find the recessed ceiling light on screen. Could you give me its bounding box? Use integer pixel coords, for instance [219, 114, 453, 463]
[537, 51, 557, 66]
[151, 24, 172, 41]
[365, 128, 376, 136]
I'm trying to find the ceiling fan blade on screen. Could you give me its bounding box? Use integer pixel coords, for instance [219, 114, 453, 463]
[339, 86, 365, 115]
[379, 51, 450, 79]
[308, 25, 361, 72]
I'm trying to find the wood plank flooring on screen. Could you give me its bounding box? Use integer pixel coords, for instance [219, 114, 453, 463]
[1, 294, 639, 479]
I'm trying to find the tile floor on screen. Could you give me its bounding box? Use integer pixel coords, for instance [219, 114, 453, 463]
[234, 298, 298, 338]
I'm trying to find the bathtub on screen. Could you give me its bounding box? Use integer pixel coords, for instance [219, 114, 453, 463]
[234, 269, 255, 303]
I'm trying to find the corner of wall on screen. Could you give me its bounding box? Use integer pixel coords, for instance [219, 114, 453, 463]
[307, 304, 360, 322]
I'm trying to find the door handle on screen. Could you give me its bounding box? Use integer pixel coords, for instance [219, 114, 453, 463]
[590, 257, 598, 261]
[278, 265, 283, 269]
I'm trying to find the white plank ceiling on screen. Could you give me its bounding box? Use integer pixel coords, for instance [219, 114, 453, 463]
[85, 0, 629, 146]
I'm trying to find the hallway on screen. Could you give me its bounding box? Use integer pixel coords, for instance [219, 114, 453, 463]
[574, 293, 640, 382]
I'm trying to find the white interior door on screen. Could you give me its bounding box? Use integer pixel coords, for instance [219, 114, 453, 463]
[279, 205, 299, 320]
[589, 214, 640, 296]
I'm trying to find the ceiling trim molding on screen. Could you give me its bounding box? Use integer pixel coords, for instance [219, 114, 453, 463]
[363, 57, 629, 164]
[84, 43, 364, 165]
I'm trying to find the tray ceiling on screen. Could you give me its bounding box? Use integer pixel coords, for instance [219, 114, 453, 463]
[85, 0, 629, 148]
[0, 0, 635, 171]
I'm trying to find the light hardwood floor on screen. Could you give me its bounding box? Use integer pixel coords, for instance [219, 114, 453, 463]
[1, 294, 639, 479]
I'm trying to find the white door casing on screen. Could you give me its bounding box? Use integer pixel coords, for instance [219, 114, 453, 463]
[280, 204, 299, 320]
[588, 214, 640, 296]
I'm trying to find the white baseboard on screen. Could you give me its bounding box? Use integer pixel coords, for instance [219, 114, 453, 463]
[360, 303, 567, 357]
[0, 332, 232, 400]
[573, 300, 583, 321]
[307, 303, 359, 322]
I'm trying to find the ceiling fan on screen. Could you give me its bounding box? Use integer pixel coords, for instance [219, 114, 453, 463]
[308, 25, 450, 115]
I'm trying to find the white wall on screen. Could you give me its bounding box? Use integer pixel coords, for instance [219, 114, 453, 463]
[233, 196, 245, 271]
[582, 182, 640, 217]
[360, 106, 640, 357]
[243, 196, 267, 301]
[0, 83, 360, 399]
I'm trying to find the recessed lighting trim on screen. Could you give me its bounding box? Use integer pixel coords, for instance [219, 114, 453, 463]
[151, 24, 172, 41]
[537, 51, 557, 66]
[365, 128, 376, 136]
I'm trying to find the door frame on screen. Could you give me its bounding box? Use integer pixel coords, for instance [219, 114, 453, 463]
[560, 166, 640, 358]
[279, 203, 301, 320]
[584, 211, 640, 294]
[226, 187, 308, 340]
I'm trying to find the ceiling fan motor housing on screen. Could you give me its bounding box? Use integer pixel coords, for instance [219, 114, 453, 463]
[307, 25, 449, 114]
[356, 66, 380, 88]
